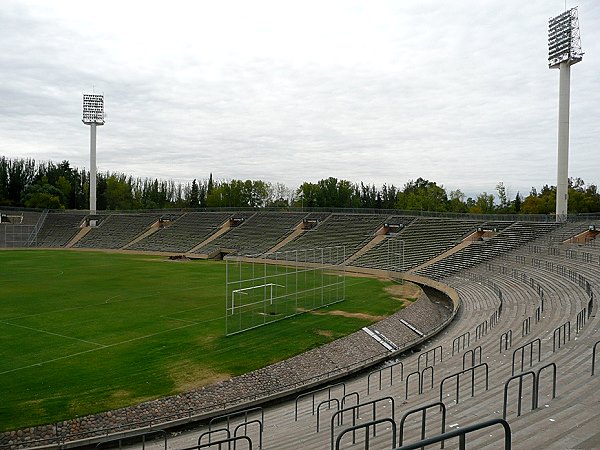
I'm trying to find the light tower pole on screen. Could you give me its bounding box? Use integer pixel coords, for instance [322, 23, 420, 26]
[82, 94, 105, 221]
[548, 8, 583, 222]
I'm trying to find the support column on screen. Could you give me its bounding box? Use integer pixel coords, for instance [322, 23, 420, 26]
[555, 61, 571, 222]
[90, 123, 97, 215]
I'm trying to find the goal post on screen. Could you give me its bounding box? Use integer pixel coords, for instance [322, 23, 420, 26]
[387, 238, 405, 284]
[225, 246, 346, 336]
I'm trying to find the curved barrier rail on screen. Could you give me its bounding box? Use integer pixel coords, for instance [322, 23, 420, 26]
[95, 430, 167, 450]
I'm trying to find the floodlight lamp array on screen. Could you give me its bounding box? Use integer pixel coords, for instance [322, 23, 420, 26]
[82, 94, 105, 125]
[548, 7, 583, 68]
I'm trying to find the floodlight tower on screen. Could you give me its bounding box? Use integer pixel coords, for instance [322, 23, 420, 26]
[82, 94, 105, 219]
[548, 7, 583, 222]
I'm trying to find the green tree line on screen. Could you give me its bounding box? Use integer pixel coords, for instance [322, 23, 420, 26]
[1, 156, 600, 214]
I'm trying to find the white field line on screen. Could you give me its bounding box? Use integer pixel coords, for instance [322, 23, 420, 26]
[0, 320, 107, 347]
[0, 316, 224, 376]
[161, 316, 200, 324]
[4, 281, 207, 321]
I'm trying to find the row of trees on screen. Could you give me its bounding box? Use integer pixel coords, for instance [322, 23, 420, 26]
[2, 156, 600, 215]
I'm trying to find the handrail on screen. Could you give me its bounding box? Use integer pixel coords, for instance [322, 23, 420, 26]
[393, 418, 511, 450]
[503, 371, 536, 419]
[208, 407, 264, 434]
[405, 367, 434, 400]
[335, 418, 397, 450]
[294, 382, 346, 421]
[316, 399, 341, 433]
[462, 345, 482, 370]
[451, 331, 470, 356]
[197, 428, 230, 446]
[592, 340, 600, 376]
[522, 316, 531, 337]
[398, 401, 446, 449]
[330, 396, 395, 450]
[553, 321, 571, 352]
[95, 429, 167, 450]
[181, 435, 253, 450]
[234, 419, 263, 449]
[439, 363, 489, 405]
[499, 329, 512, 353]
[417, 346, 443, 372]
[576, 307, 587, 332]
[367, 361, 403, 395]
[512, 338, 541, 375]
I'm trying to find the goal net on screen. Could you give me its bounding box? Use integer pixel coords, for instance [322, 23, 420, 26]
[225, 246, 346, 335]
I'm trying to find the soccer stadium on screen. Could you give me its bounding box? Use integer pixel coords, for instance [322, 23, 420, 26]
[2, 2, 599, 449]
[1, 208, 599, 449]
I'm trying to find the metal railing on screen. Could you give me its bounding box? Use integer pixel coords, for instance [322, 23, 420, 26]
[576, 307, 587, 332]
[512, 338, 541, 375]
[295, 382, 346, 421]
[522, 316, 532, 337]
[95, 430, 167, 450]
[462, 345, 482, 370]
[405, 367, 434, 400]
[330, 396, 395, 450]
[417, 346, 443, 372]
[367, 361, 403, 395]
[182, 435, 253, 450]
[503, 371, 536, 419]
[198, 429, 230, 446]
[334, 418, 397, 450]
[393, 418, 511, 450]
[398, 401, 447, 449]
[503, 363, 557, 419]
[452, 332, 470, 356]
[553, 321, 571, 352]
[316, 399, 340, 433]
[439, 363, 489, 405]
[592, 340, 600, 376]
[475, 320, 488, 341]
[499, 329, 512, 353]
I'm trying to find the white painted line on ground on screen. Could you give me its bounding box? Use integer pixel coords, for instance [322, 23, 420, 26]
[0, 315, 225, 376]
[0, 320, 107, 347]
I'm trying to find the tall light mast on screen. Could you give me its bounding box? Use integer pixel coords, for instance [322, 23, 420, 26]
[82, 94, 105, 221]
[548, 7, 583, 222]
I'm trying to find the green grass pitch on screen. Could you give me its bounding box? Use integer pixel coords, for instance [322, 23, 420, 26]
[0, 250, 406, 431]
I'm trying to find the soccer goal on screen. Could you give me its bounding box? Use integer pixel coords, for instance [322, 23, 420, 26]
[225, 246, 346, 335]
[387, 238, 405, 284]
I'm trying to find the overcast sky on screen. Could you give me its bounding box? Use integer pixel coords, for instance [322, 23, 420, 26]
[1, 0, 598, 199]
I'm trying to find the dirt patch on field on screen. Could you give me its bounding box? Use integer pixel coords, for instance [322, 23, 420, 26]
[169, 361, 230, 392]
[384, 282, 422, 304]
[110, 390, 134, 400]
[305, 309, 385, 321]
[316, 329, 334, 337]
